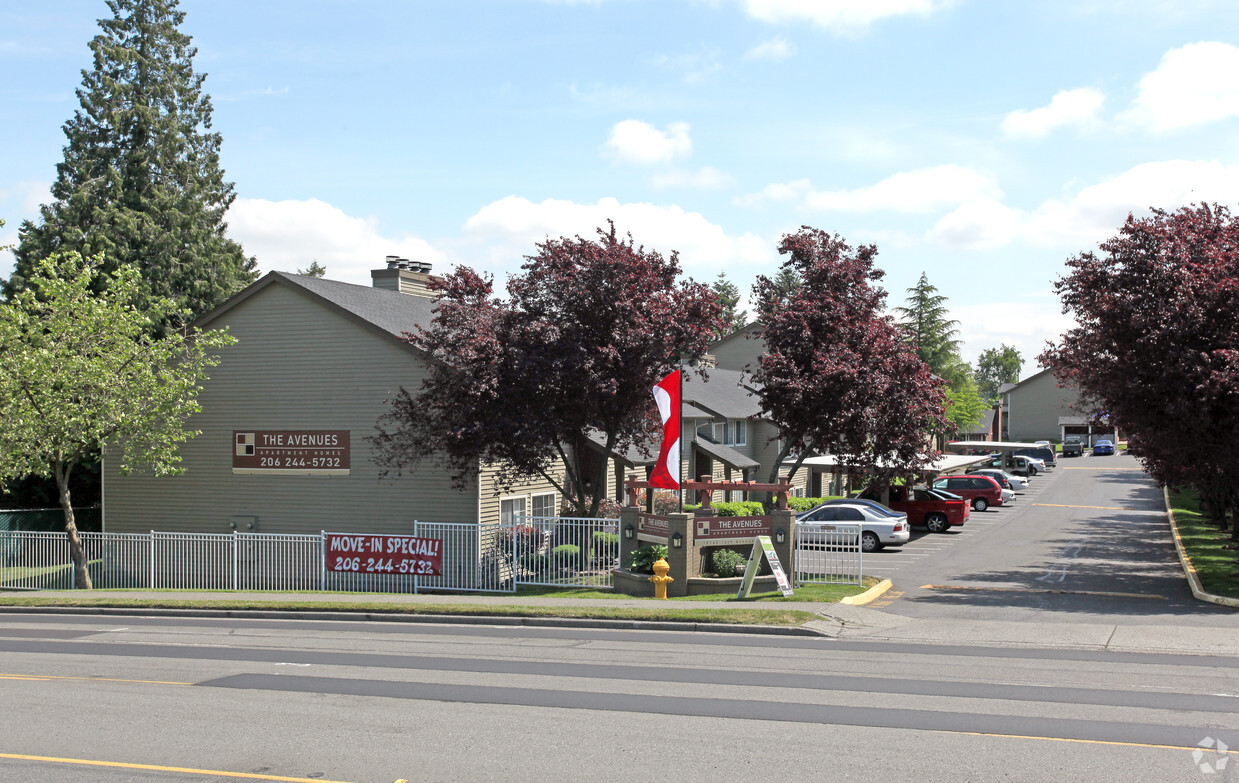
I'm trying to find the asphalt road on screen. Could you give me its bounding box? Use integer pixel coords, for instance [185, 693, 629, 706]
[860, 452, 1239, 626]
[0, 613, 1237, 782]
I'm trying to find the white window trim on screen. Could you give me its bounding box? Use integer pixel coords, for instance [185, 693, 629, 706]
[531, 491, 557, 519]
[731, 419, 747, 446]
[500, 494, 529, 525]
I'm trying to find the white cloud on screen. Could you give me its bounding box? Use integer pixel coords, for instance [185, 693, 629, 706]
[953, 297, 1075, 374]
[741, 0, 953, 34]
[929, 199, 1024, 250]
[604, 120, 693, 165]
[651, 166, 734, 189]
[227, 197, 446, 285]
[744, 37, 796, 61]
[1, 180, 51, 214]
[806, 166, 999, 212]
[1025, 159, 1239, 246]
[651, 49, 723, 84]
[1121, 42, 1239, 133]
[461, 195, 775, 284]
[927, 159, 1239, 251]
[733, 179, 814, 207]
[1001, 88, 1105, 139]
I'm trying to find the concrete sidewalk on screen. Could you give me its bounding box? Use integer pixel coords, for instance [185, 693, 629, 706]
[5, 588, 1239, 657]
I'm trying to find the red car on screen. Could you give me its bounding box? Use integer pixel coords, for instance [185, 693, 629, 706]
[861, 485, 970, 533]
[932, 474, 1005, 511]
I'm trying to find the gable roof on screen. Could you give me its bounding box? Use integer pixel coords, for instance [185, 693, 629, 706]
[681, 367, 762, 419]
[959, 408, 995, 434]
[195, 271, 438, 348]
[1001, 366, 1055, 395]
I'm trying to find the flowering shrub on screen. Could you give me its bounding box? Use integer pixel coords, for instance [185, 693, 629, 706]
[501, 525, 545, 558]
[558, 496, 623, 519]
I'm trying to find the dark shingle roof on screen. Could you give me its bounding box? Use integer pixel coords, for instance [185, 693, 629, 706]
[681, 367, 762, 419]
[197, 271, 438, 346]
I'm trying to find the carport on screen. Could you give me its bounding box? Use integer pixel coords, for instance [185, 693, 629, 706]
[945, 440, 1045, 471]
[787, 452, 991, 497]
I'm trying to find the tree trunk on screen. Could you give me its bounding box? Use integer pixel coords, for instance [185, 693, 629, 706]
[55, 458, 92, 590]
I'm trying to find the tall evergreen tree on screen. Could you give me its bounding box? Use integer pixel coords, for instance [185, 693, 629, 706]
[894, 272, 962, 376]
[710, 270, 748, 338]
[894, 273, 983, 433]
[6, 0, 255, 326]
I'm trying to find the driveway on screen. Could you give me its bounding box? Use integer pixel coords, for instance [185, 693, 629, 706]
[860, 453, 1239, 626]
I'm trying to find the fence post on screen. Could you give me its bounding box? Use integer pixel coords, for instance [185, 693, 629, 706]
[412, 519, 419, 595]
[232, 530, 239, 590]
[319, 531, 326, 592]
[149, 531, 155, 589]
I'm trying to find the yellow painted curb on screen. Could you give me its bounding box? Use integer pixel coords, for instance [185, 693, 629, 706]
[1164, 486, 1239, 609]
[840, 578, 892, 606]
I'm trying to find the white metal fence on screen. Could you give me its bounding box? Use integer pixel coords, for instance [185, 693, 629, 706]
[793, 524, 864, 586]
[510, 516, 619, 589]
[0, 518, 621, 593]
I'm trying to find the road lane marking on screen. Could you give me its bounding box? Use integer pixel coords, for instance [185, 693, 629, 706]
[0, 673, 190, 685]
[919, 584, 1167, 599]
[1033, 503, 1132, 510]
[952, 732, 1238, 754]
[0, 753, 357, 782]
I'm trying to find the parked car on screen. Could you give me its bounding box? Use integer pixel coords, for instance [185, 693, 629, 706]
[1092, 439, 1115, 456]
[931, 474, 1005, 511]
[986, 453, 1042, 476]
[796, 502, 909, 552]
[968, 468, 1028, 491]
[857, 485, 970, 533]
[1015, 446, 1056, 468]
[1062, 436, 1084, 457]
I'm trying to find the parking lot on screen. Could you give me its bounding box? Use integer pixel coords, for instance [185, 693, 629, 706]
[854, 453, 1239, 625]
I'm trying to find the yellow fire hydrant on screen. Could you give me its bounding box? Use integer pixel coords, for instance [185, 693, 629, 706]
[649, 557, 674, 600]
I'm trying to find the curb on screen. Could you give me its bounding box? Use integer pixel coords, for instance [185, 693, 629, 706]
[1164, 485, 1239, 609]
[0, 604, 827, 636]
[839, 578, 892, 606]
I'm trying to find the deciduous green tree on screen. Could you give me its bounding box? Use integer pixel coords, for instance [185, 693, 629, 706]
[975, 344, 1023, 401]
[0, 252, 235, 588]
[7, 0, 255, 327]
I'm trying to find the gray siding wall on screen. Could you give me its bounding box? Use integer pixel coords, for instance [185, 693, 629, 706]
[478, 462, 564, 525]
[710, 328, 763, 372]
[104, 284, 479, 535]
[1006, 371, 1083, 442]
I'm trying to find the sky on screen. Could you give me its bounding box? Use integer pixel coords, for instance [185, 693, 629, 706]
[4, 0, 1239, 378]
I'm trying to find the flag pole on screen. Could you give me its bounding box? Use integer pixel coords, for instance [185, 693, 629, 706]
[678, 361, 684, 513]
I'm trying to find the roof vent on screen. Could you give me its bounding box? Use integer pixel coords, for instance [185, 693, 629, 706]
[385, 255, 400, 269]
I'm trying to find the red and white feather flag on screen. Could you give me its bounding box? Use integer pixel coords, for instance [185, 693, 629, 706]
[649, 370, 681, 490]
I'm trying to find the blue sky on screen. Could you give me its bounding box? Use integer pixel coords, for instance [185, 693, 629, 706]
[5, 0, 1239, 377]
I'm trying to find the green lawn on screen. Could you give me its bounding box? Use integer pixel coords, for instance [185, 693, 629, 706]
[505, 579, 874, 603]
[1168, 487, 1239, 600]
[0, 576, 877, 627]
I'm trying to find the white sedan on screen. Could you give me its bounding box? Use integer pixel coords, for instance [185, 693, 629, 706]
[796, 501, 910, 552]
